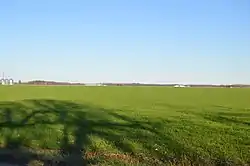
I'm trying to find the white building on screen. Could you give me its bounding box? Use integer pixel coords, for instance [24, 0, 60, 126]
[0, 78, 14, 85]
[9, 79, 14, 85]
[174, 84, 187, 88]
[1, 79, 5, 85]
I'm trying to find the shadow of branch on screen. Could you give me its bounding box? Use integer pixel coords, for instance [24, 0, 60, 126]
[0, 99, 198, 165]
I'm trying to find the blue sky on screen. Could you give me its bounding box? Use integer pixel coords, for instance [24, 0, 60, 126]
[1, 0, 249, 84]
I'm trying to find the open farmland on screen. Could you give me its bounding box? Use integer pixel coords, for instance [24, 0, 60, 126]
[0, 86, 249, 166]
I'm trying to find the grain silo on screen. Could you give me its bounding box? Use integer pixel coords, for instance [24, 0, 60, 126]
[1, 79, 5, 85]
[9, 79, 14, 85]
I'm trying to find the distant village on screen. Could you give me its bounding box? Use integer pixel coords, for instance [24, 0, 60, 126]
[0, 72, 249, 88]
[1, 79, 249, 88]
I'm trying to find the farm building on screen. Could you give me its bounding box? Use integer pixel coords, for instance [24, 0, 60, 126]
[9, 79, 14, 85]
[1, 79, 5, 85]
[0, 78, 14, 85]
[174, 84, 189, 88]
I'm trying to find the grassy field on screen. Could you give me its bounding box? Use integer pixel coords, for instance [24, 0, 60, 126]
[0, 86, 249, 165]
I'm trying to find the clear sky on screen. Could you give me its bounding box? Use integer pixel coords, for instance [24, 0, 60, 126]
[0, 0, 249, 84]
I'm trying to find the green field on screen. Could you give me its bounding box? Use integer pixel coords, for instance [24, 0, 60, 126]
[0, 86, 249, 165]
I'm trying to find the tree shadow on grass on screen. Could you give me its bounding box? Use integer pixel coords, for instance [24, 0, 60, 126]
[158, 103, 250, 127]
[204, 114, 250, 126]
[198, 106, 250, 127]
[0, 99, 204, 165]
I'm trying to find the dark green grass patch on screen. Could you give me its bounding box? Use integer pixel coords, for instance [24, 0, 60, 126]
[0, 86, 249, 165]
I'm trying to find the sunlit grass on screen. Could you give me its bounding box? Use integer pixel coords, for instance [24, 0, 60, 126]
[0, 86, 249, 165]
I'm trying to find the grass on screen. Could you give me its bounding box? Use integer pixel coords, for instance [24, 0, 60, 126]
[0, 85, 249, 165]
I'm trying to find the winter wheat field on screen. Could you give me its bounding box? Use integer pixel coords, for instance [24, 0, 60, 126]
[0, 86, 249, 166]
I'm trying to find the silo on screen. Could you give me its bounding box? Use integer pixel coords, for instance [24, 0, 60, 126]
[1, 79, 5, 85]
[4, 79, 9, 85]
[9, 79, 14, 85]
